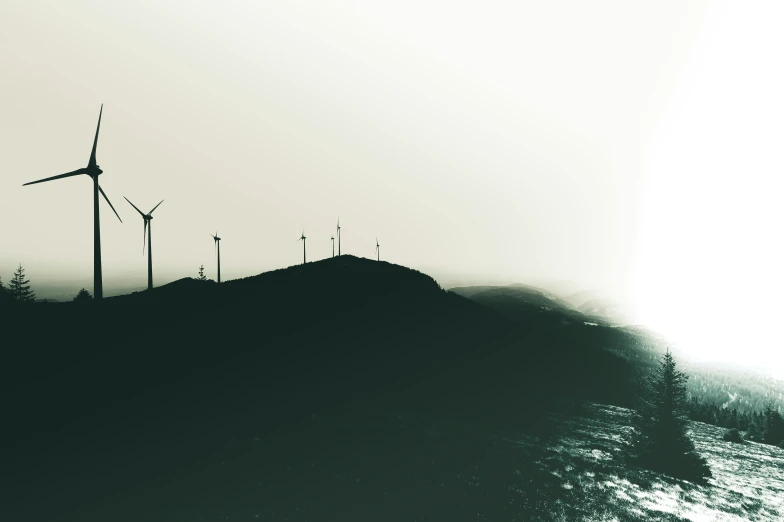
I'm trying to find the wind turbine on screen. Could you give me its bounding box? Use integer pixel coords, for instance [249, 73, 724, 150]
[336, 218, 341, 256]
[299, 231, 307, 264]
[331, 235, 335, 258]
[211, 231, 222, 283]
[124, 197, 163, 291]
[375, 238, 380, 261]
[22, 104, 122, 300]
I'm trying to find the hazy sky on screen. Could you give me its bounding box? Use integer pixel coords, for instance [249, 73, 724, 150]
[1, 1, 782, 369]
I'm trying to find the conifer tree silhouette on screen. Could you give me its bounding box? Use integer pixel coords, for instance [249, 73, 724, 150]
[7, 264, 36, 303]
[73, 288, 93, 302]
[630, 350, 711, 481]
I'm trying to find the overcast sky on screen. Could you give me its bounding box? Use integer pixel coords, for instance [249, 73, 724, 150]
[1, 1, 782, 370]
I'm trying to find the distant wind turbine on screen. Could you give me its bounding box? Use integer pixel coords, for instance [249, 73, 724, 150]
[22, 104, 122, 300]
[299, 231, 307, 264]
[124, 197, 164, 291]
[375, 238, 380, 261]
[211, 231, 222, 283]
[331, 235, 335, 258]
[336, 218, 341, 256]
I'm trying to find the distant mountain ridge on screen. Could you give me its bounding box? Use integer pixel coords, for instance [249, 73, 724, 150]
[448, 280, 783, 413]
[450, 282, 633, 326]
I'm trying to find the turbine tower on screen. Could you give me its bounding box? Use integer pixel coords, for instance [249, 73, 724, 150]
[22, 104, 122, 300]
[124, 197, 164, 291]
[336, 218, 341, 256]
[211, 231, 222, 283]
[331, 235, 335, 258]
[375, 238, 380, 261]
[299, 231, 307, 264]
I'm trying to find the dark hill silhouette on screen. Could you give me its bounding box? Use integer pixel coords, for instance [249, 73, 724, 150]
[3, 256, 646, 522]
[4, 256, 647, 441]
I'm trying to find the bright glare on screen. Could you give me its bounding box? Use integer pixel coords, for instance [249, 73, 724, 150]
[633, 2, 784, 370]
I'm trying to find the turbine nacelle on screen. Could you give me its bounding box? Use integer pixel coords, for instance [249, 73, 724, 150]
[211, 230, 222, 283]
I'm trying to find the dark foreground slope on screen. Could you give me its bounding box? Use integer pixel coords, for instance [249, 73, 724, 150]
[1, 256, 642, 521]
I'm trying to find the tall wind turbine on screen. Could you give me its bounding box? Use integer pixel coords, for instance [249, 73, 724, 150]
[22, 104, 122, 300]
[211, 231, 222, 283]
[375, 238, 380, 261]
[299, 231, 307, 264]
[124, 197, 164, 291]
[336, 218, 341, 256]
[331, 235, 335, 258]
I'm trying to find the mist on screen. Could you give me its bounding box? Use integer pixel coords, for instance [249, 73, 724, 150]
[2, 1, 782, 369]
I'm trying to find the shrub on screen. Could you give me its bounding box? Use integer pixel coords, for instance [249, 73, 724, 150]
[723, 428, 743, 443]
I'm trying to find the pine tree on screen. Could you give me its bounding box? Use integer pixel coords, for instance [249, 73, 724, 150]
[0, 274, 13, 306]
[73, 288, 93, 302]
[198, 265, 207, 281]
[747, 412, 764, 441]
[7, 264, 36, 303]
[728, 408, 738, 430]
[630, 350, 711, 481]
[762, 403, 784, 446]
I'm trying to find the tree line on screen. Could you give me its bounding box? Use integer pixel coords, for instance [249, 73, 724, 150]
[2, 263, 213, 304]
[629, 349, 784, 484]
[687, 397, 784, 447]
[1, 263, 93, 303]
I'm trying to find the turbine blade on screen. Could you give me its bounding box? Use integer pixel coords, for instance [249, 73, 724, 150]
[99, 185, 122, 223]
[89, 104, 103, 168]
[123, 196, 146, 217]
[148, 199, 164, 214]
[143, 220, 147, 255]
[22, 168, 88, 186]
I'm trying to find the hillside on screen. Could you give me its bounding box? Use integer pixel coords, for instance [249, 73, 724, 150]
[469, 286, 601, 326]
[449, 285, 500, 299]
[450, 283, 621, 326]
[451, 282, 784, 415]
[450, 283, 574, 311]
[2, 256, 651, 521]
[5, 256, 779, 521]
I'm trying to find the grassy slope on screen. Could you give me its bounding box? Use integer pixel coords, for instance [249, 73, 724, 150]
[515, 403, 784, 521]
[7, 398, 781, 522]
